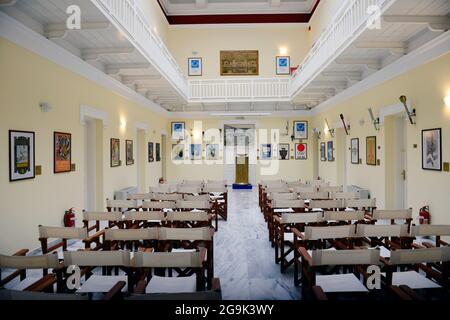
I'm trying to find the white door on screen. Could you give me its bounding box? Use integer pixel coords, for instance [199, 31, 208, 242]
[394, 116, 407, 209]
[84, 119, 97, 211]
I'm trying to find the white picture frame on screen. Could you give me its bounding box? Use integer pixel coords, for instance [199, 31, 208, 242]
[188, 57, 202, 76]
[276, 56, 290, 75]
[293, 121, 308, 140]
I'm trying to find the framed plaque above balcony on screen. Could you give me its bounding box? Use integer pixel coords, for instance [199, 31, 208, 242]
[220, 50, 259, 76]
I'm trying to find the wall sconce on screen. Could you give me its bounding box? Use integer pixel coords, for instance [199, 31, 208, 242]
[312, 128, 322, 139]
[340, 114, 350, 135]
[399, 95, 416, 125]
[444, 93, 450, 108]
[279, 47, 288, 55]
[120, 118, 127, 130]
[325, 118, 335, 137]
[368, 108, 380, 131]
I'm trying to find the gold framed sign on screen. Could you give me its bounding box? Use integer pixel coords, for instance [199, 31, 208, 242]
[220, 50, 259, 76]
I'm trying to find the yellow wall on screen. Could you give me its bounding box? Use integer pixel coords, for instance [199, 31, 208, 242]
[136, 0, 170, 45]
[0, 38, 167, 254]
[167, 26, 309, 78]
[312, 52, 450, 222]
[165, 117, 314, 183]
[307, 0, 342, 47]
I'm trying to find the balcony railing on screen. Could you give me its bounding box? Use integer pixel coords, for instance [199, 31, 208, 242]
[290, 0, 395, 97]
[92, 0, 188, 99]
[189, 78, 290, 102]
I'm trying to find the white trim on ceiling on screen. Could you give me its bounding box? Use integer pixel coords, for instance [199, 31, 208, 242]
[310, 31, 450, 117]
[168, 110, 311, 119]
[169, 23, 309, 30]
[0, 11, 169, 117]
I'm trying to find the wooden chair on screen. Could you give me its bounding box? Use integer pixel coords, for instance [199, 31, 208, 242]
[293, 186, 317, 194]
[127, 193, 153, 201]
[411, 225, 450, 248]
[150, 193, 182, 202]
[63, 250, 133, 294]
[106, 199, 139, 212]
[183, 194, 210, 202]
[150, 185, 177, 194]
[104, 228, 159, 251]
[0, 251, 63, 293]
[300, 249, 381, 299]
[355, 224, 410, 251]
[309, 199, 345, 212]
[38, 226, 88, 259]
[166, 211, 212, 228]
[158, 227, 214, 288]
[268, 200, 306, 245]
[176, 200, 217, 231]
[273, 212, 324, 273]
[318, 186, 344, 193]
[123, 211, 165, 229]
[298, 192, 330, 200]
[345, 198, 377, 215]
[382, 247, 450, 296]
[82, 211, 124, 249]
[203, 185, 228, 221]
[177, 185, 203, 195]
[330, 192, 360, 200]
[142, 201, 176, 213]
[132, 250, 207, 296]
[323, 211, 366, 226]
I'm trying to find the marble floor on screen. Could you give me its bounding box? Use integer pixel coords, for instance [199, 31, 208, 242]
[215, 188, 301, 300]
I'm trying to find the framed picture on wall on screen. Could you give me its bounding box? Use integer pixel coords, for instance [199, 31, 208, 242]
[190, 144, 202, 160]
[422, 128, 442, 171]
[351, 138, 359, 164]
[9, 130, 35, 182]
[126, 140, 134, 166]
[366, 136, 377, 166]
[295, 143, 307, 160]
[172, 144, 185, 161]
[276, 56, 290, 75]
[171, 122, 185, 141]
[320, 142, 326, 161]
[206, 144, 219, 160]
[327, 141, 334, 162]
[110, 138, 120, 167]
[278, 144, 290, 160]
[148, 142, 154, 163]
[188, 57, 202, 76]
[156, 143, 161, 162]
[293, 121, 308, 139]
[261, 144, 272, 160]
[220, 50, 259, 76]
[54, 132, 71, 173]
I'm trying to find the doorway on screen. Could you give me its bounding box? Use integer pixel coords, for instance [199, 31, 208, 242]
[84, 119, 103, 211]
[393, 116, 407, 209]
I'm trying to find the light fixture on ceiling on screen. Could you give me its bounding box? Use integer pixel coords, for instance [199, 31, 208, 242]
[210, 112, 272, 117]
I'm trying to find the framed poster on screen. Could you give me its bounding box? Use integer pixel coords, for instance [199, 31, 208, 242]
[293, 121, 308, 139]
[9, 130, 35, 182]
[148, 142, 154, 163]
[327, 141, 334, 162]
[172, 144, 185, 161]
[188, 57, 202, 76]
[422, 128, 442, 171]
[110, 138, 120, 167]
[276, 56, 290, 75]
[261, 144, 272, 160]
[320, 142, 326, 161]
[156, 143, 161, 162]
[54, 132, 71, 173]
[171, 122, 185, 141]
[295, 143, 307, 160]
[366, 136, 377, 166]
[206, 144, 219, 160]
[351, 138, 360, 164]
[220, 50, 259, 76]
[278, 144, 290, 160]
[126, 140, 134, 166]
[190, 144, 202, 160]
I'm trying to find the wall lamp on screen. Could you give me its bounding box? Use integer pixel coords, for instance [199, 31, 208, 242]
[340, 114, 350, 135]
[368, 108, 380, 131]
[399, 95, 416, 125]
[325, 118, 335, 137]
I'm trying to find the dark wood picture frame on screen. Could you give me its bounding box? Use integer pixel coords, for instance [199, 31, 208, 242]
[366, 136, 377, 166]
[110, 138, 120, 167]
[126, 140, 134, 166]
[220, 50, 259, 76]
[156, 143, 161, 162]
[54, 132, 72, 173]
[148, 142, 154, 163]
[351, 138, 360, 165]
[9, 130, 35, 182]
[422, 128, 442, 171]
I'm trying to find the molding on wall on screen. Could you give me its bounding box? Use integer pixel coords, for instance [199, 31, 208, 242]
[135, 122, 149, 132]
[80, 104, 109, 128]
[311, 31, 450, 117]
[379, 102, 411, 125]
[0, 11, 169, 118]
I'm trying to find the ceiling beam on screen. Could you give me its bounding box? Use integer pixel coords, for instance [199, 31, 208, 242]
[195, 0, 208, 8]
[335, 58, 381, 70]
[121, 75, 162, 85]
[45, 22, 111, 40]
[269, 0, 281, 7]
[81, 47, 135, 61]
[355, 41, 408, 55]
[321, 71, 362, 81]
[105, 63, 151, 75]
[383, 15, 449, 31]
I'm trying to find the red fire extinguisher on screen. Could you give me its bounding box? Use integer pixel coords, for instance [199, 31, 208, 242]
[64, 208, 76, 228]
[419, 206, 430, 225]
